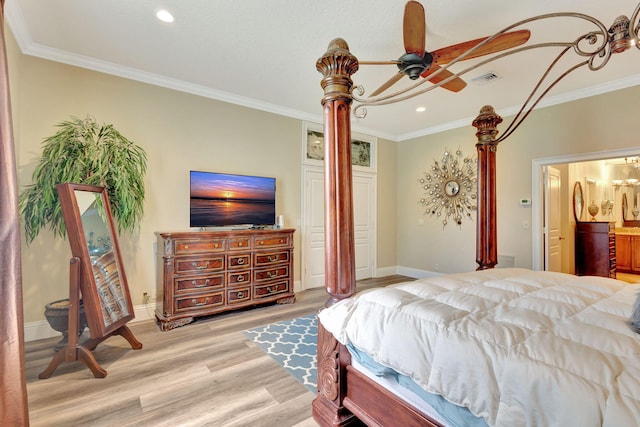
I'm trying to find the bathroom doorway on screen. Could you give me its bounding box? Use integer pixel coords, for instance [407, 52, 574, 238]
[533, 147, 640, 282]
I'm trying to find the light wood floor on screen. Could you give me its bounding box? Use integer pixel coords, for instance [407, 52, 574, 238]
[616, 272, 640, 283]
[25, 275, 411, 427]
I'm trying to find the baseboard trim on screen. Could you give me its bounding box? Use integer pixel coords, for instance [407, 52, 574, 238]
[377, 265, 442, 279]
[27, 272, 436, 342]
[394, 266, 442, 279]
[24, 302, 159, 343]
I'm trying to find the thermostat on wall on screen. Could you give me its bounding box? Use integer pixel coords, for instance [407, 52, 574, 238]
[519, 198, 531, 206]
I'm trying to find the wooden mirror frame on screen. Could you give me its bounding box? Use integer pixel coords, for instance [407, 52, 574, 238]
[58, 182, 135, 335]
[573, 181, 584, 222]
[39, 183, 141, 378]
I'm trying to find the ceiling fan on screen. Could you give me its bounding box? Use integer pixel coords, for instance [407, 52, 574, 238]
[361, 1, 531, 96]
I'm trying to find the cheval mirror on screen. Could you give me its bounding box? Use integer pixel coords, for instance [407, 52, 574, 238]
[39, 183, 142, 379]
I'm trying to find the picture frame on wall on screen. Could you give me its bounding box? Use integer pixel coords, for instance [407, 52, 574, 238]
[303, 122, 377, 172]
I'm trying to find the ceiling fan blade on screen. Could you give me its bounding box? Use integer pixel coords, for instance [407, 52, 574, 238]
[359, 60, 401, 65]
[403, 1, 426, 56]
[431, 29, 531, 65]
[370, 71, 405, 97]
[420, 64, 467, 92]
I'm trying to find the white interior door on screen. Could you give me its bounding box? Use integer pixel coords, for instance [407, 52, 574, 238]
[545, 166, 562, 272]
[302, 168, 326, 288]
[302, 166, 376, 289]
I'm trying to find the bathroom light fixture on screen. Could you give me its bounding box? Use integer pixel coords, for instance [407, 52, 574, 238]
[625, 156, 640, 169]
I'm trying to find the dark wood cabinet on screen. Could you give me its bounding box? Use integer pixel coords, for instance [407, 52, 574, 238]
[156, 229, 295, 330]
[575, 221, 616, 278]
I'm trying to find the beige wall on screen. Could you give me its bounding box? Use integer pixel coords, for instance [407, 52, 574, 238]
[397, 87, 640, 273]
[11, 20, 639, 324]
[8, 30, 398, 324]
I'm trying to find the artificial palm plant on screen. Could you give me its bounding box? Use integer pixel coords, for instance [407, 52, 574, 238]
[19, 115, 147, 243]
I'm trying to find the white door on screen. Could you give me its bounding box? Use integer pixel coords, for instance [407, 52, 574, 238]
[545, 166, 562, 272]
[302, 166, 376, 289]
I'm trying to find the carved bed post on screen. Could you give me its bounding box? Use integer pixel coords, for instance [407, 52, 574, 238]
[472, 105, 503, 270]
[312, 38, 360, 426]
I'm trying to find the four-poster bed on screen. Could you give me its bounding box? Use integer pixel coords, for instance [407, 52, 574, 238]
[312, 38, 640, 426]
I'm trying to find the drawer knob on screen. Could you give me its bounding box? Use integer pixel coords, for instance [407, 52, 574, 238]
[237, 275, 245, 282]
[237, 258, 245, 265]
[237, 291, 244, 298]
[268, 255, 278, 262]
[192, 299, 207, 306]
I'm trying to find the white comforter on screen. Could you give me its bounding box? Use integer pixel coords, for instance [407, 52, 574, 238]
[318, 268, 640, 427]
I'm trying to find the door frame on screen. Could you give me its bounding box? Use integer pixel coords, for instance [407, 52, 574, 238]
[532, 147, 640, 270]
[300, 164, 377, 290]
[544, 165, 563, 272]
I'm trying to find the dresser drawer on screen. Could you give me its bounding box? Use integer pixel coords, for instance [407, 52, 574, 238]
[254, 250, 290, 267]
[174, 274, 224, 294]
[254, 265, 289, 283]
[228, 237, 251, 251]
[227, 287, 251, 304]
[254, 280, 289, 299]
[254, 234, 290, 248]
[174, 292, 224, 312]
[174, 239, 225, 254]
[175, 255, 225, 274]
[227, 270, 251, 286]
[228, 253, 251, 269]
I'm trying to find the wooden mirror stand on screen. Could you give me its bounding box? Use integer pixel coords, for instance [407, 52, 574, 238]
[39, 183, 142, 379]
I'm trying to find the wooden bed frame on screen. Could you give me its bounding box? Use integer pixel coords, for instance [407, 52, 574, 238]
[312, 38, 503, 427]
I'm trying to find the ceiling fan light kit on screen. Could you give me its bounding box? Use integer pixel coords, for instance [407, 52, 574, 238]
[351, 1, 640, 141]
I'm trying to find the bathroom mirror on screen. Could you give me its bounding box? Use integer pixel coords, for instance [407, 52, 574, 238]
[573, 181, 584, 222]
[622, 188, 640, 227]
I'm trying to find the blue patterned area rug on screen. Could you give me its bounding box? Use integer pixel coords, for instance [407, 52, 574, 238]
[244, 314, 317, 393]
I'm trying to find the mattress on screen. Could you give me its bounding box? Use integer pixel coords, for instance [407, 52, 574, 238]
[349, 344, 487, 427]
[319, 268, 640, 426]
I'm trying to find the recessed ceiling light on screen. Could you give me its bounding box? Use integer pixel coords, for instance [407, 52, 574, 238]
[156, 9, 175, 23]
[416, 106, 426, 113]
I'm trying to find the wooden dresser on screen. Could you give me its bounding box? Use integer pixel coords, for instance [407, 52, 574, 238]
[575, 221, 616, 278]
[156, 228, 295, 330]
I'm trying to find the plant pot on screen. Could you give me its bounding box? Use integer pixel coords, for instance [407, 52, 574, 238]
[44, 299, 88, 351]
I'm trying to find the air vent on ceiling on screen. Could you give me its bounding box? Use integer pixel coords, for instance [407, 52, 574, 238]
[471, 71, 502, 86]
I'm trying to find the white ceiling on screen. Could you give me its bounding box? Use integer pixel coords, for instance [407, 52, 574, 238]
[6, 0, 640, 141]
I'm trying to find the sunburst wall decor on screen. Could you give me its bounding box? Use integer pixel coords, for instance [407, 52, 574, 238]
[419, 148, 477, 228]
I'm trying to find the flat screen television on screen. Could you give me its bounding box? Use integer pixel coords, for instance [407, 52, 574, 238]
[190, 171, 276, 228]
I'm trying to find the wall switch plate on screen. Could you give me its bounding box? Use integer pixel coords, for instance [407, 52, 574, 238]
[519, 198, 531, 206]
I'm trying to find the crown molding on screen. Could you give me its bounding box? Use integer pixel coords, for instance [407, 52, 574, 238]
[397, 73, 640, 142]
[6, 2, 640, 144]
